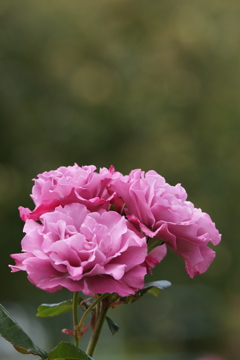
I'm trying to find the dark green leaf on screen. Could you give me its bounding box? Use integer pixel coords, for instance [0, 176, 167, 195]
[147, 237, 164, 254]
[120, 294, 140, 304]
[138, 280, 172, 297]
[121, 280, 171, 304]
[143, 280, 172, 290]
[38, 300, 74, 318]
[106, 316, 119, 335]
[0, 304, 48, 359]
[48, 341, 94, 360]
[13, 345, 32, 354]
[37, 297, 84, 317]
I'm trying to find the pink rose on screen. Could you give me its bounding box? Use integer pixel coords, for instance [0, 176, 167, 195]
[110, 169, 221, 277]
[19, 164, 116, 221]
[10, 203, 148, 296]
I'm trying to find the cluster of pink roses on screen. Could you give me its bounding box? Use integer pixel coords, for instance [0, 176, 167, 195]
[10, 164, 221, 297]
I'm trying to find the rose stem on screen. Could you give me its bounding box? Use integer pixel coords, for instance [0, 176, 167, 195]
[77, 293, 109, 334]
[86, 298, 109, 357]
[73, 292, 79, 348]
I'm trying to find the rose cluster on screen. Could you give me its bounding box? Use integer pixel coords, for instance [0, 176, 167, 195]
[10, 164, 221, 296]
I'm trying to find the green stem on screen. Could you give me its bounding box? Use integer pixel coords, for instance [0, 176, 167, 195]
[77, 293, 109, 332]
[73, 292, 79, 348]
[86, 299, 109, 357]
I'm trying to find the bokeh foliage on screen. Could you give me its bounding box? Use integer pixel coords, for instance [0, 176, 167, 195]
[1, 0, 240, 359]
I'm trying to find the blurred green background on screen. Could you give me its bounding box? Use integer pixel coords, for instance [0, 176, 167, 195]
[0, 1, 239, 359]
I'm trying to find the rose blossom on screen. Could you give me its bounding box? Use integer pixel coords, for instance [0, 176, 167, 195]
[19, 164, 116, 222]
[110, 169, 221, 278]
[10, 203, 148, 296]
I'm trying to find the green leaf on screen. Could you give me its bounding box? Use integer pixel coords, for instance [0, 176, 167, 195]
[0, 304, 48, 359]
[138, 280, 172, 297]
[120, 295, 137, 304]
[13, 345, 32, 354]
[106, 316, 119, 335]
[37, 297, 84, 317]
[37, 300, 75, 318]
[48, 341, 94, 360]
[147, 237, 164, 254]
[121, 280, 171, 304]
